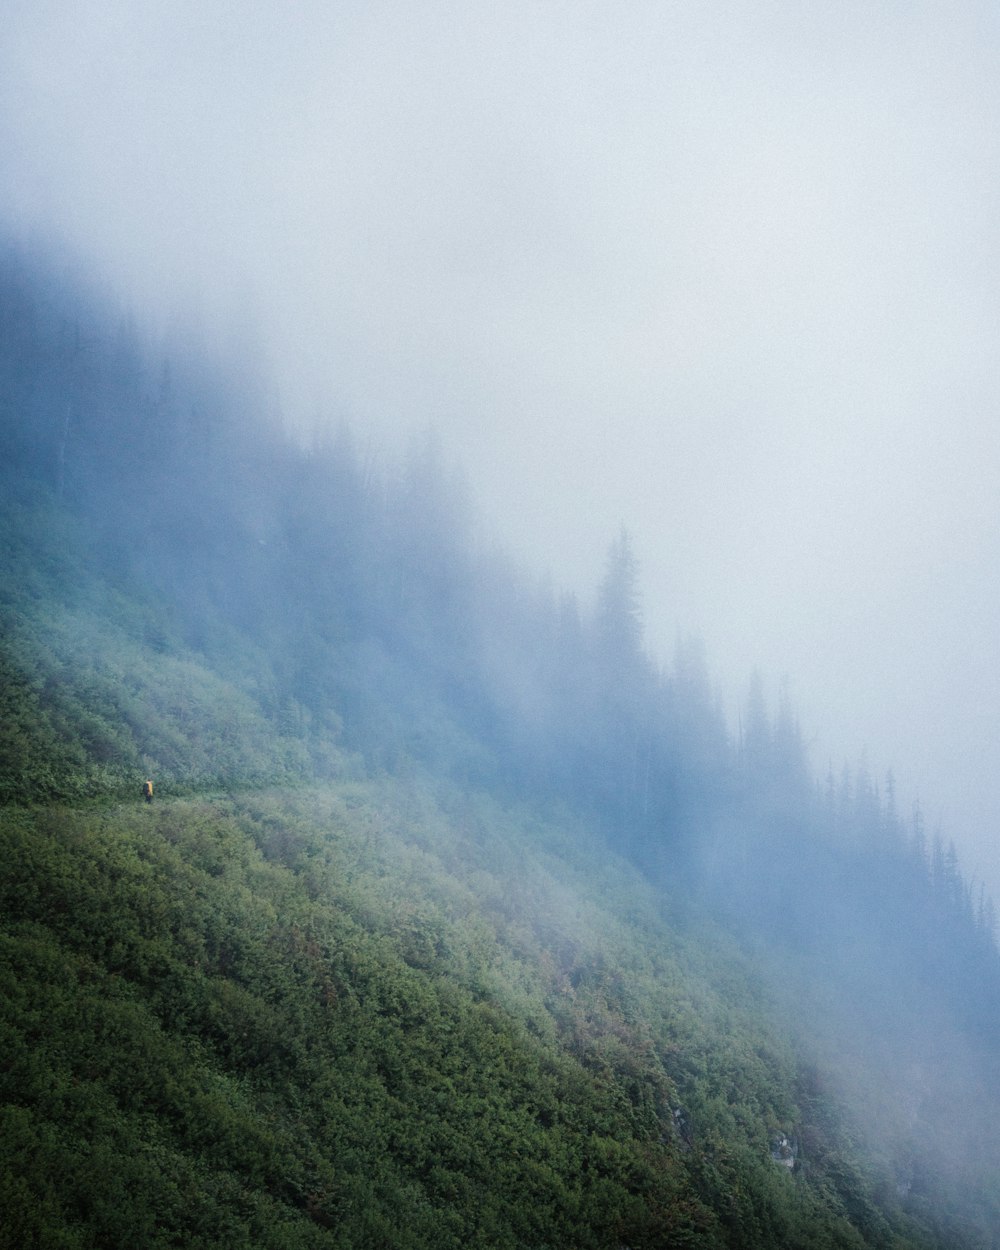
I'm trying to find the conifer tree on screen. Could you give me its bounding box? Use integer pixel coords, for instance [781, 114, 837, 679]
[594, 525, 644, 674]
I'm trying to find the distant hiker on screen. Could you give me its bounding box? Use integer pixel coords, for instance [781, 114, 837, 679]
[142, 779, 153, 804]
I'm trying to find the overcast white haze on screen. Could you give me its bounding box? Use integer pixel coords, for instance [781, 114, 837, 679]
[3, 1, 1000, 895]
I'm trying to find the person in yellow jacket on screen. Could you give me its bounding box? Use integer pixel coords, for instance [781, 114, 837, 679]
[142, 779, 153, 803]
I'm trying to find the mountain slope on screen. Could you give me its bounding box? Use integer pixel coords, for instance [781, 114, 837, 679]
[1, 778, 949, 1250]
[3, 240, 1000, 1247]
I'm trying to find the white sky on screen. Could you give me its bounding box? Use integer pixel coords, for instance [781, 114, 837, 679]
[3, 1, 1000, 895]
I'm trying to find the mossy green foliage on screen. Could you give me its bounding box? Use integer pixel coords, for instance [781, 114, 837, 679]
[0, 783, 948, 1249]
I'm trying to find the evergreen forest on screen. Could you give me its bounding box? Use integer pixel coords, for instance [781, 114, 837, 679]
[3, 238, 1000, 1248]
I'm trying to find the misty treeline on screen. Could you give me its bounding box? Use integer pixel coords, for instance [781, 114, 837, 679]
[12, 239, 1000, 1245]
[3, 239, 998, 1027]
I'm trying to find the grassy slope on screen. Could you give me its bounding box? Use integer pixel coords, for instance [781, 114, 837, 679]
[0, 490, 990, 1250]
[1, 780, 919, 1250]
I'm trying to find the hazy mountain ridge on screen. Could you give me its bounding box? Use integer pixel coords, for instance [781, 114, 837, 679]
[3, 242, 1000, 1246]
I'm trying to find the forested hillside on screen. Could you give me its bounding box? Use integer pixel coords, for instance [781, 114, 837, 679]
[3, 239, 1000, 1247]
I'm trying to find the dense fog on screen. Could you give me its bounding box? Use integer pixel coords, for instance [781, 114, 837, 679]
[3, 6, 1000, 892]
[4, 203, 1000, 1241]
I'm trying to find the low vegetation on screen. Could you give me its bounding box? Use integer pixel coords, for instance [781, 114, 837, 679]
[0, 780, 952, 1249]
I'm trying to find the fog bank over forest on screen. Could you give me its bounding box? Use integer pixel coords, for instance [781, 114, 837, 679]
[2, 1, 999, 895]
